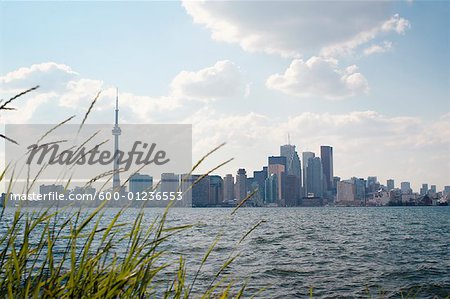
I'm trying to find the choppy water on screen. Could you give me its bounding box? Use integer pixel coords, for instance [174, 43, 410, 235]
[1, 206, 449, 298]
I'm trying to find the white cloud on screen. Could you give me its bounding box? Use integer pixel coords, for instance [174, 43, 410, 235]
[0, 60, 246, 123]
[182, 1, 410, 58]
[266, 57, 369, 99]
[0, 62, 78, 93]
[363, 41, 393, 56]
[170, 60, 243, 101]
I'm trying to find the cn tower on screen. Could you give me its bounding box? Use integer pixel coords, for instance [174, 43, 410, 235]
[112, 88, 121, 192]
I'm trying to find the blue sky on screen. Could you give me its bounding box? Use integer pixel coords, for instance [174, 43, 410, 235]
[1, 1, 449, 191]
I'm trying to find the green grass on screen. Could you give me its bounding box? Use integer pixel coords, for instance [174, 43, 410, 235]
[0, 202, 251, 298]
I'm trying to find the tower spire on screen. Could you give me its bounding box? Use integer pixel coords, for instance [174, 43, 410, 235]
[112, 87, 122, 192]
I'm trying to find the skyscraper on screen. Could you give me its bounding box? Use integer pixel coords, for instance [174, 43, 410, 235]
[209, 175, 224, 206]
[235, 169, 247, 201]
[401, 181, 412, 194]
[253, 167, 268, 201]
[302, 152, 315, 197]
[320, 146, 333, 191]
[387, 179, 395, 191]
[306, 157, 323, 198]
[112, 89, 121, 192]
[280, 144, 302, 197]
[268, 156, 286, 202]
[420, 183, 428, 196]
[223, 174, 235, 201]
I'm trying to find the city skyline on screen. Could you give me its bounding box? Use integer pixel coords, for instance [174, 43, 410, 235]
[0, 1, 449, 192]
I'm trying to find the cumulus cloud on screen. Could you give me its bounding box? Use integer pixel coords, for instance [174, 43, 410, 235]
[363, 41, 393, 56]
[182, 1, 410, 58]
[170, 60, 243, 101]
[0, 61, 247, 123]
[0, 62, 79, 93]
[266, 57, 369, 99]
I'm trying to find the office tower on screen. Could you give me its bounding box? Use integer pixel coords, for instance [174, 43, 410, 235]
[430, 185, 437, 194]
[280, 144, 302, 197]
[283, 174, 300, 206]
[112, 89, 121, 192]
[253, 167, 268, 200]
[191, 175, 210, 207]
[350, 177, 366, 201]
[444, 186, 450, 195]
[209, 175, 223, 206]
[401, 181, 412, 194]
[223, 174, 235, 201]
[420, 183, 428, 196]
[306, 157, 323, 198]
[337, 181, 356, 202]
[320, 146, 333, 191]
[160, 173, 179, 193]
[302, 152, 315, 196]
[235, 169, 247, 201]
[387, 179, 395, 191]
[366, 176, 378, 194]
[264, 174, 278, 205]
[129, 173, 153, 194]
[268, 156, 287, 202]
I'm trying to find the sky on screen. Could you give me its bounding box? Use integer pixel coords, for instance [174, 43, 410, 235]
[0, 1, 449, 192]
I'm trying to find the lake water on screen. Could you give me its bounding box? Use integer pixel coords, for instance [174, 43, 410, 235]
[1, 206, 449, 298]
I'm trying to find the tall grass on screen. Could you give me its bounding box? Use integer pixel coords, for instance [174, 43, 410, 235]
[0, 88, 252, 298]
[0, 202, 251, 298]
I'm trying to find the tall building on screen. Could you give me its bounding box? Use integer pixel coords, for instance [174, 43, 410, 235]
[253, 167, 268, 200]
[191, 175, 210, 207]
[280, 144, 302, 197]
[306, 157, 323, 198]
[430, 185, 437, 194]
[209, 175, 223, 206]
[268, 156, 286, 202]
[337, 181, 356, 202]
[366, 176, 379, 194]
[320, 146, 333, 191]
[444, 186, 450, 195]
[401, 181, 412, 194]
[112, 88, 122, 192]
[223, 174, 235, 201]
[283, 174, 300, 206]
[302, 152, 315, 197]
[129, 173, 153, 194]
[350, 177, 366, 201]
[264, 174, 278, 205]
[235, 169, 247, 201]
[387, 179, 395, 191]
[160, 173, 179, 193]
[420, 183, 428, 196]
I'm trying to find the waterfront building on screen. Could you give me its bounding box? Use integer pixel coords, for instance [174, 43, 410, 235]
[320, 146, 334, 192]
[337, 181, 355, 202]
[209, 175, 223, 206]
[280, 144, 302, 196]
[306, 157, 323, 198]
[387, 179, 395, 191]
[420, 183, 428, 196]
[401, 181, 412, 194]
[302, 152, 315, 197]
[235, 168, 247, 201]
[223, 174, 235, 201]
[129, 173, 153, 195]
[268, 156, 286, 202]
